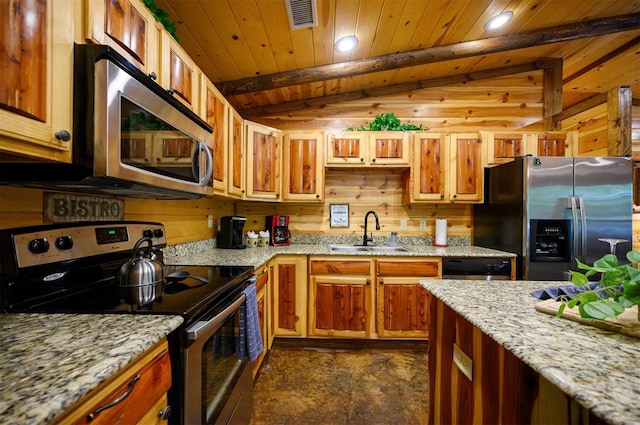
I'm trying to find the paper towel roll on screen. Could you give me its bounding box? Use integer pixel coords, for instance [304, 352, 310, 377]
[434, 219, 448, 246]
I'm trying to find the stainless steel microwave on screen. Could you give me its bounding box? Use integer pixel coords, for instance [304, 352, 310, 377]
[1, 44, 214, 199]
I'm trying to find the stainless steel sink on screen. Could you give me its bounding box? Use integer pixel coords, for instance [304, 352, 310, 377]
[328, 244, 411, 253]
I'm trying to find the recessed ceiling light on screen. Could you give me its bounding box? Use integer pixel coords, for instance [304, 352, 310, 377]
[484, 11, 514, 30]
[334, 35, 359, 53]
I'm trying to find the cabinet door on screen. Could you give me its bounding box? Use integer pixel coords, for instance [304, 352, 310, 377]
[160, 31, 199, 112]
[272, 256, 307, 337]
[368, 132, 409, 165]
[245, 121, 282, 200]
[535, 132, 568, 157]
[308, 257, 374, 338]
[376, 259, 439, 338]
[85, 0, 159, 75]
[227, 107, 245, 199]
[308, 275, 371, 338]
[411, 132, 447, 202]
[325, 132, 368, 165]
[203, 79, 228, 195]
[282, 132, 324, 202]
[0, 0, 73, 162]
[448, 133, 483, 202]
[376, 277, 430, 338]
[253, 266, 269, 377]
[481, 131, 530, 165]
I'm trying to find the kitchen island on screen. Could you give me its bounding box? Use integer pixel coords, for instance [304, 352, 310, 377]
[0, 314, 183, 424]
[420, 279, 639, 425]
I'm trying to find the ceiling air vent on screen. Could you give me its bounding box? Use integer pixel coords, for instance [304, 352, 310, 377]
[286, 0, 317, 29]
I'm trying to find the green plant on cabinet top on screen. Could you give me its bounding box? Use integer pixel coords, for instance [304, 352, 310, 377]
[346, 112, 426, 131]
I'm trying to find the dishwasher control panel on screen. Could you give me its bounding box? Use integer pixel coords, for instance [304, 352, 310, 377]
[442, 257, 512, 279]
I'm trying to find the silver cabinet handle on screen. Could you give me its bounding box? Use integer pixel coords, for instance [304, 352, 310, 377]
[87, 374, 140, 421]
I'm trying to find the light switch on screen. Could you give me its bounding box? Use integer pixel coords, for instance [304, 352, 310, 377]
[400, 219, 408, 230]
[207, 215, 214, 229]
[420, 220, 427, 230]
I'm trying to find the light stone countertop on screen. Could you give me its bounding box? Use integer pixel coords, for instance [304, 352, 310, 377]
[420, 279, 640, 425]
[163, 241, 515, 267]
[0, 314, 183, 425]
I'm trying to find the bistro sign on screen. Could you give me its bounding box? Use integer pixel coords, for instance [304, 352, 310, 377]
[44, 192, 124, 223]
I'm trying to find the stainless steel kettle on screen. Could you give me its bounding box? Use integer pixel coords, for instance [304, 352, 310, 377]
[118, 237, 164, 305]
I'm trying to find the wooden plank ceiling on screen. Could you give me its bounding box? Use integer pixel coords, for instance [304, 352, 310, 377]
[157, 0, 640, 131]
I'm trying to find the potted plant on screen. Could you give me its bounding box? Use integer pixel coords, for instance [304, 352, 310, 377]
[558, 250, 640, 320]
[346, 112, 425, 131]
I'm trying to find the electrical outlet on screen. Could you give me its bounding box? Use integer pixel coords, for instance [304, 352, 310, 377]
[419, 220, 427, 230]
[400, 219, 408, 230]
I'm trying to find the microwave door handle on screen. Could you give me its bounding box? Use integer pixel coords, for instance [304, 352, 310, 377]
[200, 143, 213, 185]
[191, 142, 214, 186]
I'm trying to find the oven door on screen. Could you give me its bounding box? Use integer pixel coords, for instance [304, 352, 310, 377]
[183, 291, 253, 425]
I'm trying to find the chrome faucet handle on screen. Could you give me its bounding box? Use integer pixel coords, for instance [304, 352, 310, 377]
[598, 238, 629, 255]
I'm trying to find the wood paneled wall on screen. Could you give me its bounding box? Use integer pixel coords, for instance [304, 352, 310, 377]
[236, 169, 472, 238]
[0, 186, 233, 245]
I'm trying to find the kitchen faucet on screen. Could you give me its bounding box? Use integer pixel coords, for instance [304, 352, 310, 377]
[363, 210, 381, 246]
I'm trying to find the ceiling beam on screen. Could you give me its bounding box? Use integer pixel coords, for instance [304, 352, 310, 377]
[240, 61, 554, 117]
[217, 13, 640, 96]
[563, 35, 640, 84]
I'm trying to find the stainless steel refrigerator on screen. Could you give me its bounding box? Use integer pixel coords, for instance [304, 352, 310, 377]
[474, 156, 632, 281]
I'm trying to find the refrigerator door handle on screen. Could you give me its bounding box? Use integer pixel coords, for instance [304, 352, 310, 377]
[569, 196, 580, 264]
[577, 196, 587, 263]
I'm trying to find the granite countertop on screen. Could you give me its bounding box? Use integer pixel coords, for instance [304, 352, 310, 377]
[163, 241, 515, 267]
[420, 279, 640, 425]
[0, 314, 183, 425]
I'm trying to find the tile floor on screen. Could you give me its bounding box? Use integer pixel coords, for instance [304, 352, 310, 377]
[249, 340, 429, 424]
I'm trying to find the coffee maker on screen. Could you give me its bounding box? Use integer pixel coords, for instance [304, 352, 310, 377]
[217, 216, 247, 249]
[265, 215, 291, 246]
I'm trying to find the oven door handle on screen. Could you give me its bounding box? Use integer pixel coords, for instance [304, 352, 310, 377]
[186, 293, 246, 341]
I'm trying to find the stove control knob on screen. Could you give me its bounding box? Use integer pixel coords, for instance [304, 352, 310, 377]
[55, 236, 74, 250]
[143, 229, 154, 238]
[28, 238, 50, 254]
[153, 228, 164, 238]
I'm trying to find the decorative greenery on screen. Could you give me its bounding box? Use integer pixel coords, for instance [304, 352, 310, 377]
[142, 0, 179, 43]
[558, 251, 640, 320]
[346, 112, 425, 131]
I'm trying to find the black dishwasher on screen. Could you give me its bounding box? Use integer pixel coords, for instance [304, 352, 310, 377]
[442, 258, 512, 280]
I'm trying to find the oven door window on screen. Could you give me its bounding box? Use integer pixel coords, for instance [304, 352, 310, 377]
[120, 97, 207, 184]
[202, 310, 248, 423]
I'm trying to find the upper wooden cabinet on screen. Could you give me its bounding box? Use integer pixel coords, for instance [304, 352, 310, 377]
[409, 132, 448, 202]
[482, 131, 578, 165]
[245, 121, 282, 201]
[282, 131, 324, 202]
[407, 132, 483, 203]
[0, 0, 74, 162]
[202, 79, 228, 195]
[159, 31, 200, 112]
[449, 133, 483, 202]
[227, 107, 245, 199]
[325, 131, 409, 166]
[85, 0, 160, 76]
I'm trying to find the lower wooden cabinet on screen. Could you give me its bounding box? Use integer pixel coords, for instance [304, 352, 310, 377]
[308, 257, 374, 338]
[376, 259, 439, 338]
[271, 256, 307, 337]
[428, 297, 596, 424]
[253, 263, 269, 377]
[52, 340, 171, 425]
